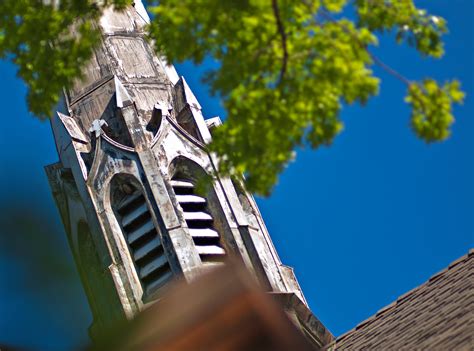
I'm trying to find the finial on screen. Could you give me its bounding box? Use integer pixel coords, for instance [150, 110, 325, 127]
[89, 119, 108, 138]
[154, 101, 172, 117]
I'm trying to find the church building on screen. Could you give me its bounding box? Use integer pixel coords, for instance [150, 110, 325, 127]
[45, 1, 331, 348]
[45, 2, 472, 350]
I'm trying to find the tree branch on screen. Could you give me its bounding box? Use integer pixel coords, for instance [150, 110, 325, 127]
[319, 9, 413, 86]
[369, 53, 412, 85]
[271, 0, 288, 85]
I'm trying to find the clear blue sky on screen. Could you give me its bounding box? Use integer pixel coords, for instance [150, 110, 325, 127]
[0, 1, 472, 350]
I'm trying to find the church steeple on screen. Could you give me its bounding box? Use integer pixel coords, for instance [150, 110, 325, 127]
[46, 2, 331, 347]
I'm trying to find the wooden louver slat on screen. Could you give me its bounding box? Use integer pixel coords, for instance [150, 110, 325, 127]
[172, 178, 226, 266]
[117, 192, 172, 295]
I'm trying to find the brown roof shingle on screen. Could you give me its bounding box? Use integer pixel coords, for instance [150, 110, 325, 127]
[326, 249, 473, 350]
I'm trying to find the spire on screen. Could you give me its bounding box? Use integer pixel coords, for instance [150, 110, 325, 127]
[57, 112, 88, 143]
[133, 0, 150, 23]
[114, 76, 132, 108]
[45, 3, 332, 347]
[181, 76, 202, 110]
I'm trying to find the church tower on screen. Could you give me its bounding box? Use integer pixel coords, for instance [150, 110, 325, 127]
[46, 2, 332, 348]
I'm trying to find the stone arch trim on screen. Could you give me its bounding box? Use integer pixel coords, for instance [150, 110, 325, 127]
[169, 155, 210, 182]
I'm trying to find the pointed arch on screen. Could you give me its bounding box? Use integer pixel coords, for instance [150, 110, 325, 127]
[109, 174, 173, 297]
[169, 156, 229, 267]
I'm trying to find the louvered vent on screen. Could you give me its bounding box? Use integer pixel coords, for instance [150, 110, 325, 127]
[116, 192, 173, 295]
[171, 179, 226, 266]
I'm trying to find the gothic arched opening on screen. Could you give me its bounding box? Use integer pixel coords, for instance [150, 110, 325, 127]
[169, 157, 230, 267]
[109, 174, 173, 297]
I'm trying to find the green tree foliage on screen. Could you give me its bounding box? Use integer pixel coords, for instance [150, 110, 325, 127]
[0, 0, 465, 195]
[0, 0, 129, 118]
[0, 0, 96, 117]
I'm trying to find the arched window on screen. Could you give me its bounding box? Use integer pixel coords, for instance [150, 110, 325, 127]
[110, 175, 172, 296]
[170, 174, 226, 267]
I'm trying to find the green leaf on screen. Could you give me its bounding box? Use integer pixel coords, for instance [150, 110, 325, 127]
[407, 80, 464, 142]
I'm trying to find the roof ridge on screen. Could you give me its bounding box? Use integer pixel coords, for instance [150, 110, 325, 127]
[335, 249, 473, 344]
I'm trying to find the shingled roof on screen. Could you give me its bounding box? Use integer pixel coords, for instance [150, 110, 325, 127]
[325, 249, 473, 350]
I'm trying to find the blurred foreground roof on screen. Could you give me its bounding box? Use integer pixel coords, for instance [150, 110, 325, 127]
[90, 262, 328, 351]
